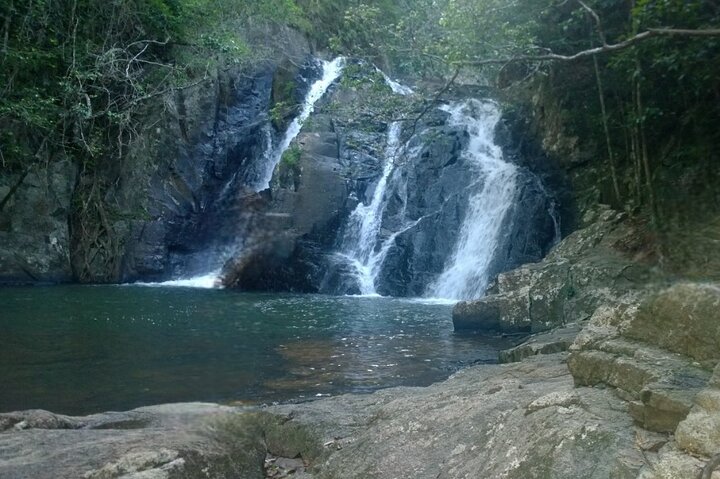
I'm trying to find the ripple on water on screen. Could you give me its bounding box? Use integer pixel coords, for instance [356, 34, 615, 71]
[0, 286, 518, 414]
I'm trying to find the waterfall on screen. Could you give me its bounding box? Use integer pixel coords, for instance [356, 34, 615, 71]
[335, 73, 414, 295]
[339, 122, 404, 294]
[253, 57, 346, 191]
[428, 100, 519, 300]
[378, 70, 414, 96]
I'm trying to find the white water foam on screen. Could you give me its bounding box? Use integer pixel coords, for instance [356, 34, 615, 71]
[379, 70, 414, 96]
[428, 100, 519, 301]
[254, 57, 346, 191]
[133, 271, 221, 289]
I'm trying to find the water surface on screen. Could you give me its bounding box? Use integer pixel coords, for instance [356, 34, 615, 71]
[0, 286, 513, 415]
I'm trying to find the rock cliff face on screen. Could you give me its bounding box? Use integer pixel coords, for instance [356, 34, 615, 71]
[112, 30, 317, 283]
[0, 160, 76, 283]
[0, 51, 562, 294]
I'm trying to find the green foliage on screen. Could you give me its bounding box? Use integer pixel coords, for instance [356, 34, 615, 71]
[281, 144, 302, 168]
[270, 101, 293, 125]
[0, 0, 316, 171]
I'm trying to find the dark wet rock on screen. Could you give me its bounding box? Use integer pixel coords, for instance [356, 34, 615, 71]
[118, 64, 279, 283]
[0, 27, 315, 285]
[0, 159, 77, 284]
[220, 119, 352, 291]
[221, 67, 562, 296]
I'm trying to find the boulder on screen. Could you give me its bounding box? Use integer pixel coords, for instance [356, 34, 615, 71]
[567, 284, 720, 434]
[499, 322, 582, 363]
[454, 288, 530, 332]
[675, 363, 720, 458]
[220, 121, 351, 292]
[270, 354, 645, 479]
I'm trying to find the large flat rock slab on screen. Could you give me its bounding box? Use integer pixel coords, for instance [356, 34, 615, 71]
[0, 403, 267, 479]
[271, 354, 645, 479]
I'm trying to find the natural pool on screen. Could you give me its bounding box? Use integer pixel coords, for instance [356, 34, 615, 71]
[0, 285, 514, 415]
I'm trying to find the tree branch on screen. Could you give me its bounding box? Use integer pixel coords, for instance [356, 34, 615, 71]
[455, 28, 720, 66]
[403, 68, 460, 140]
[576, 0, 607, 45]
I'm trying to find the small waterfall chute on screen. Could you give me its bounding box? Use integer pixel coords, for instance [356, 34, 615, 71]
[428, 99, 519, 300]
[335, 73, 416, 295]
[253, 56, 346, 191]
[151, 57, 345, 288]
[378, 70, 414, 96]
[340, 121, 404, 295]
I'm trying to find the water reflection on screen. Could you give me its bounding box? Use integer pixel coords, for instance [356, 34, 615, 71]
[0, 286, 515, 415]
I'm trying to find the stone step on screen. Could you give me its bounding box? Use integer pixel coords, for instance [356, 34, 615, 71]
[499, 323, 582, 363]
[568, 338, 712, 432]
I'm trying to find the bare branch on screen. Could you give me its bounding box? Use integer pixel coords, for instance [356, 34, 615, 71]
[576, 0, 607, 45]
[648, 28, 720, 36]
[455, 28, 720, 66]
[403, 68, 461, 140]
[125, 42, 149, 79]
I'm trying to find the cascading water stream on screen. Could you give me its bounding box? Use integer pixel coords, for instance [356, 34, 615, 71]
[378, 70, 414, 96]
[428, 100, 518, 300]
[253, 56, 346, 191]
[339, 122, 403, 294]
[336, 74, 414, 295]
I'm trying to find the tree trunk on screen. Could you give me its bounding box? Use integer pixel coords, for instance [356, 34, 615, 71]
[593, 54, 621, 205]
